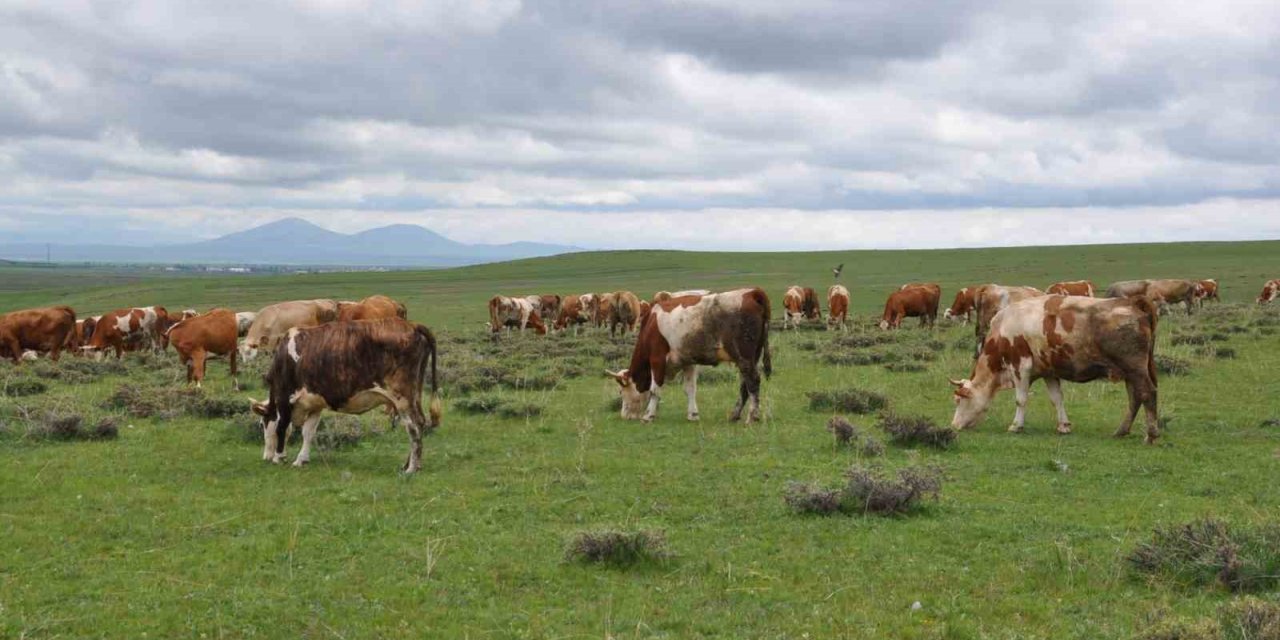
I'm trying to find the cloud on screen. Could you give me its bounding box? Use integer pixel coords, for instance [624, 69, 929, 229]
[0, 0, 1277, 249]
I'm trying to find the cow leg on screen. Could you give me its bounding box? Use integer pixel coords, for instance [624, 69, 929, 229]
[1138, 378, 1160, 444]
[1008, 374, 1030, 433]
[229, 348, 239, 391]
[293, 414, 322, 467]
[1044, 378, 1072, 434]
[190, 349, 207, 389]
[744, 367, 762, 424]
[262, 419, 277, 461]
[682, 365, 699, 421]
[402, 412, 424, 473]
[1114, 381, 1141, 438]
[642, 382, 662, 423]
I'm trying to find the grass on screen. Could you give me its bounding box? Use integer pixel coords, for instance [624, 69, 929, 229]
[0, 241, 1279, 638]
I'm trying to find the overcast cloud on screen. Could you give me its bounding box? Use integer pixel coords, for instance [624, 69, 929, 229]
[1, 0, 1277, 250]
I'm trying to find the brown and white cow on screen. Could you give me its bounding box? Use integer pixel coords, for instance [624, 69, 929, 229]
[608, 291, 643, 337]
[638, 299, 653, 331]
[167, 308, 239, 389]
[879, 283, 941, 330]
[523, 295, 561, 324]
[1258, 279, 1280, 305]
[827, 285, 849, 330]
[488, 296, 547, 335]
[593, 293, 615, 328]
[235, 311, 257, 337]
[1194, 279, 1219, 306]
[0, 306, 76, 363]
[240, 299, 340, 361]
[655, 289, 711, 303]
[943, 286, 979, 324]
[83, 306, 167, 359]
[971, 285, 1045, 355]
[157, 309, 198, 351]
[337, 295, 408, 322]
[1047, 280, 1096, 297]
[250, 318, 441, 473]
[950, 295, 1161, 443]
[607, 288, 772, 424]
[554, 295, 592, 334]
[782, 286, 821, 329]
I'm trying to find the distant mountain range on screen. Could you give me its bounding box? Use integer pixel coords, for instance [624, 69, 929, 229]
[0, 218, 580, 267]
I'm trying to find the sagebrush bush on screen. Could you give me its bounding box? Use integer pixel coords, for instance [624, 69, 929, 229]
[784, 482, 844, 515]
[2, 379, 48, 397]
[879, 413, 957, 449]
[1155, 355, 1192, 376]
[23, 413, 119, 441]
[1128, 518, 1280, 592]
[565, 529, 670, 566]
[806, 388, 888, 414]
[784, 463, 942, 517]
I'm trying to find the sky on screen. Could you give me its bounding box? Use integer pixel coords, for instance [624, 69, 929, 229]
[1, 0, 1278, 250]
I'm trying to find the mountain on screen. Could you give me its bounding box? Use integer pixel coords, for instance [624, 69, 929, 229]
[0, 218, 580, 267]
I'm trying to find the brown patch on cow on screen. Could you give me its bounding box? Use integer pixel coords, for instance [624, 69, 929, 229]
[0, 306, 76, 362]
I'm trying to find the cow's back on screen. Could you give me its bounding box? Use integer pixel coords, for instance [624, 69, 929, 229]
[171, 308, 238, 355]
[249, 299, 337, 344]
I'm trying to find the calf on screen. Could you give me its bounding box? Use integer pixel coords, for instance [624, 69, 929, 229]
[1047, 280, 1096, 297]
[250, 318, 441, 472]
[167, 308, 239, 389]
[827, 285, 849, 330]
[950, 295, 1160, 443]
[0, 306, 76, 363]
[241, 299, 339, 360]
[971, 285, 1045, 355]
[607, 288, 772, 424]
[1259, 279, 1280, 304]
[337, 295, 408, 322]
[488, 296, 547, 334]
[64, 316, 98, 354]
[943, 286, 979, 324]
[879, 283, 941, 330]
[1195, 279, 1219, 307]
[83, 307, 165, 359]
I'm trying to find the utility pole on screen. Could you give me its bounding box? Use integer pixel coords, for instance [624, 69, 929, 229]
[46, 243, 51, 263]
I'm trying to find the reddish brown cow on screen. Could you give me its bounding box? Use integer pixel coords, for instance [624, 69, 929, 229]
[167, 308, 239, 389]
[1194, 279, 1219, 306]
[1259, 279, 1280, 305]
[64, 316, 98, 354]
[827, 285, 849, 331]
[594, 294, 615, 328]
[879, 284, 941, 330]
[1047, 280, 1096, 297]
[0, 306, 76, 363]
[554, 295, 591, 334]
[782, 286, 820, 329]
[943, 286, 979, 324]
[637, 299, 653, 330]
[337, 295, 408, 322]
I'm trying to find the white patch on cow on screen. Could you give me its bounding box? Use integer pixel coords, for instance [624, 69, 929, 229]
[114, 313, 133, 334]
[285, 329, 302, 362]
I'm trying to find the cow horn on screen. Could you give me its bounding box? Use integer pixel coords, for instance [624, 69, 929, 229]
[948, 378, 966, 387]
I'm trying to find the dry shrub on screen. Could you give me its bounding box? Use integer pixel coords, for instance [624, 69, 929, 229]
[498, 401, 544, 419]
[102, 384, 172, 418]
[1136, 598, 1280, 640]
[565, 529, 670, 566]
[784, 482, 843, 515]
[27, 413, 118, 441]
[454, 395, 502, 415]
[3, 379, 47, 397]
[826, 416, 885, 456]
[806, 388, 888, 414]
[1128, 518, 1280, 592]
[1155, 355, 1192, 376]
[844, 464, 943, 515]
[879, 413, 957, 449]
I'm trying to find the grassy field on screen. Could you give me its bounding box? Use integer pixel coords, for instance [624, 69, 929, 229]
[1, 241, 1279, 639]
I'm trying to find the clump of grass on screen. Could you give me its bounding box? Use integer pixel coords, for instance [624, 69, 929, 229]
[102, 384, 172, 418]
[188, 395, 246, 418]
[691, 367, 735, 385]
[1128, 518, 1280, 592]
[784, 482, 844, 515]
[26, 413, 119, 441]
[843, 464, 943, 515]
[796, 340, 818, 351]
[498, 401, 544, 419]
[3, 379, 48, 397]
[454, 394, 503, 415]
[879, 413, 957, 449]
[834, 333, 894, 348]
[1155, 355, 1193, 376]
[884, 362, 927, 373]
[1137, 598, 1280, 640]
[564, 529, 670, 566]
[806, 388, 888, 414]
[314, 416, 367, 450]
[1172, 334, 1211, 346]
[61, 358, 129, 377]
[1214, 347, 1237, 360]
[1260, 418, 1280, 428]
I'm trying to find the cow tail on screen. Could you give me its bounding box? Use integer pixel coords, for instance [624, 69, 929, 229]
[757, 289, 773, 379]
[1133, 296, 1159, 386]
[416, 325, 442, 428]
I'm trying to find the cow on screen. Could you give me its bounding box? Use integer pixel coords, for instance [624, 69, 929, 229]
[524, 295, 561, 324]
[554, 295, 592, 334]
[1104, 280, 1150, 300]
[1194, 279, 1220, 307]
[606, 288, 772, 424]
[1147, 279, 1199, 315]
[579, 293, 599, 323]
[950, 295, 1161, 443]
[827, 285, 849, 331]
[83, 307, 166, 359]
[235, 312, 257, 337]
[594, 293, 615, 328]
[64, 316, 99, 353]
[0, 306, 76, 363]
[249, 318, 441, 472]
[240, 299, 340, 361]
[638, 300, 653, 331]
[879, 283, 941, 330]
[157, 309, 198, 351]
[971, 285, 1045, 355]
[782, 286, 821, 329]
[167, 308, 239, 389]
[1259, 279, 1280, 305]
[654, 290, 711, 303]
[608, 291, 643, 337]
[337, 295, 408, 322]
[943, 286, 979, 324]
[1047, 280, 1096, 297]
[488, 296, 547, 335]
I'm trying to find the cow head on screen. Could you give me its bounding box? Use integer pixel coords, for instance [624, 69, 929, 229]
[249, 398, 280, 461]
[239, 339, 262, 361]
[605, 369, 648, 420]
[877, 319, 891, 330]
[949, 378, 994, 430]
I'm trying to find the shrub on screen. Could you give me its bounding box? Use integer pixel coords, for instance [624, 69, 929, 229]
[1220, 597, 1280, 640]
[806, 389, 888, 414]
[102, 384, 172, 418]
[25, 413, 118, 441]
[188, 395, 246, 418]
[1128, 518, 1280, 592]
[784, 482, 844, 515]
[454, 395, 503, 415]
[879, 413, 957, 449]
[564, 529, 670, 566]
[2, 379, 47, 397]
[827, 416, 856, 445]
[1155, 355, 1192, 376]
[843, 463, 943, 516]
[1172, 334, 1211, 346]
[884, 362, 927, 373]
[498, 401, 544, 419]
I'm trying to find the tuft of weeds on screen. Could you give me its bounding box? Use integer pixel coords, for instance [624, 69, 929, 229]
[498, 401, 544, 419]
[806, 388, 888, 414]
[884, 362, 927, 373]
[879, 413, 957, 449]
[25, 413, 119, 441]
[1214, 347, 1237, 360]
[1260, 418, 1280, 428]
[102, 384, 173, 418]
[784, 482, 844, 515]
[826, 416, 885, 456]
[454, 395, 503, 415]
[1172, 334, 1211, 346]
[843, 463, 944, 516]
[564, 529, 670, 566]
[187, 395, 246, 418]
[3, 379, 48, 397]
[1156, 355, 1193, 376]
[1128, 518, 1280, 592]
[1136, 597, 1280, 640]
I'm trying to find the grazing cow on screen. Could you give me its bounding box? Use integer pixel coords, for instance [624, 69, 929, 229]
[1147, 279, 1199, 315]
[943, 286, 979, 324]
[0, 306, 76, 363]
[64, 316, 99, 353]
[337, 295, 408, 322]
[488, 296, 547, 335]
[235, 311, 256, 337]
[524, 295, 561, 324]
[827, 285, 849, 331]
[782, 286, 821, 329]
[593, 293, 615, 328]
[240, 299, 340, 361]
[1104, 280, 1150, 300]
[1047, 280, 1096, 297]
[879, 284, 941, 330]
[250, 318, 441, 472]
[83, 307, 165, 359]
[554, 295, 592, 334]
[167, 308, 239, 389]
[1194, 279, 1220, 306]
[972, 285, 1045, 355]
[1258, 279, 1280, 305]
[157, 309, 198, 351]
[608, 291, 643, 337]
[950, 295, 1161, 443]
[579, 293, 599, 322]
[607, 288, 772, 423]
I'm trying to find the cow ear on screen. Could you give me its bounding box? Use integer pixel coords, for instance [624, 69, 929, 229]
[249, 399, 267, 416]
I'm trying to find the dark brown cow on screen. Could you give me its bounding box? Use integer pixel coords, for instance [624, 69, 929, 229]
[609, 291, 642, 337]
[827, 285, 849, 331]
[879, 284, 941, 330]
[950, 295, 1160, 443]
[83, 306, 167, 359]
[0, 306, 75, 363]
[782, 285, 820, 329]
[1194, 279, 1219, 306]
[1259, 279, 1280, 305]
[971, 285, 1045, 355]
[943, 286, 979, 324]
[250, 318, 441, 473]
[607, 288, 772, 424]
[1047, 280, 1095, 297]
[167, 308, 239, 389]
[337, 295, 408, 322]
[554, 294, 591, 334]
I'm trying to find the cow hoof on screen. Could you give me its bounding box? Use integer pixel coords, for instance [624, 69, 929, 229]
[292, 459, 308, 467]
[1007, 424, 1024, 434]
[271, 455, 286, 464]
[1056, 423, 1073, 435]
[1112, 430, 1131, 438]
[686, 413, 699, 422]
[640, 416, 654, 424]
[1144, 435, 1159, 445]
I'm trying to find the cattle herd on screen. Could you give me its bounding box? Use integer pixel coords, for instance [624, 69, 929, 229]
[0, 276, 1275, 471]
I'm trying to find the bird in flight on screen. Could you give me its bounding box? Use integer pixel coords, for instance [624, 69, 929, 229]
[832, 263, 844, 279]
